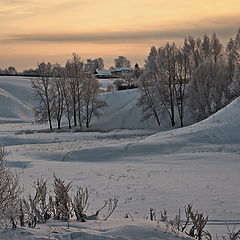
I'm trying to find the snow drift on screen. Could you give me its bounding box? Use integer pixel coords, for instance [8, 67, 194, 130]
[0, 218, 193, 240]
[65, 97, 240, 162]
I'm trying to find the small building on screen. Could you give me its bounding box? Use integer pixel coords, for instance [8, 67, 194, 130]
[95, 67, 132, 79]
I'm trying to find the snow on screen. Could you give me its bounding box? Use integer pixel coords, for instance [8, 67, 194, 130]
[0, 76, 240, 238]
[0, 218, 193, 240]
[0, 76, 34, 123]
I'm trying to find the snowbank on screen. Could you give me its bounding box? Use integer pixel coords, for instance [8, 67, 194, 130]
[0, 218, 193, 240]
[65, 97, 240, 161]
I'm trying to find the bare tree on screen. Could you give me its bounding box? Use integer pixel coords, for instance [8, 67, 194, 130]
[137, 72, 162, 126]
[142, 43, 177, 126]
[65, 54, 85, 128]
[52, 64, 65, 129]
[32, 62, 54, 130]
[174, 46, 190, 127]
[82, 76, 107, 128]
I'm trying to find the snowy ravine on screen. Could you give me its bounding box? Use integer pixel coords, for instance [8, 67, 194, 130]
[0, 76, 240, 238]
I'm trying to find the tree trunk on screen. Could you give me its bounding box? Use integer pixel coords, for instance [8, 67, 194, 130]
[48, 112, 53, 131]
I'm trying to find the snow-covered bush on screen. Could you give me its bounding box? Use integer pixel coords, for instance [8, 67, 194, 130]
[72, 186, 89, 222]
[0, 146, 24, 228]
[156, 204, 210, 240]
[53, 175, 72, 221]
[22, 179, 51, 225]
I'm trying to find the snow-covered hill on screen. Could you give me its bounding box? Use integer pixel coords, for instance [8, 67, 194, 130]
[1, 76, 240, 237]
[0, 76, 159, 129]
[92, 89, 161, 129]
[64, 96, 240, 162]
[0, 76, 34, 123]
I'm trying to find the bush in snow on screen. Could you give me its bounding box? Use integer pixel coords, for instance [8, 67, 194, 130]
[53, 174, 72, 221]
[22, 179, 51, 226]
[0, 146, 24, 228]
[72, 186, 89, 222]
[153, 203, 210, 240]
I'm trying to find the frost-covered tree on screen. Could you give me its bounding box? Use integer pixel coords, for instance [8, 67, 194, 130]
[188, 60, 229, 120]
[229, 65, 240, 99]
[201, 35, 211, 60]
[210, 33, 223, 63]
[85, 58, 104, 73]
[114, 56, 131, 68]
[226, 38, 239, 80]
[139, 43, 190, 127]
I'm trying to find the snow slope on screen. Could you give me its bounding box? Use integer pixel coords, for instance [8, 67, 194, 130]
[92, 89, 160, 130]
[0, 76, 34, 123]
[66, 97, 240, 162]
[0, 76, 160, 129]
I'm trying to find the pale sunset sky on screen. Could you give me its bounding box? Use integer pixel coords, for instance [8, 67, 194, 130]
[0, 0, 240, 70]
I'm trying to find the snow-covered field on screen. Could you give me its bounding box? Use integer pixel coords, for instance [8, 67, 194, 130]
[0, 76, 240, 239]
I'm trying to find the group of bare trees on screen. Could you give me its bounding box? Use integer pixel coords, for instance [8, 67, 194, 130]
[32, 54, 107, 130]
[138, 29, 240, 127]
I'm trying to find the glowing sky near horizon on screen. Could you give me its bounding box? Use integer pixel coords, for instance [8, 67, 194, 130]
[0, 0, 240, 70]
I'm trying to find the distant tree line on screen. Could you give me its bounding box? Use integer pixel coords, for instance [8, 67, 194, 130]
[137, 28, 240, 127]
[32, 54, 107, 130]
[0, 66, 18, 75]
